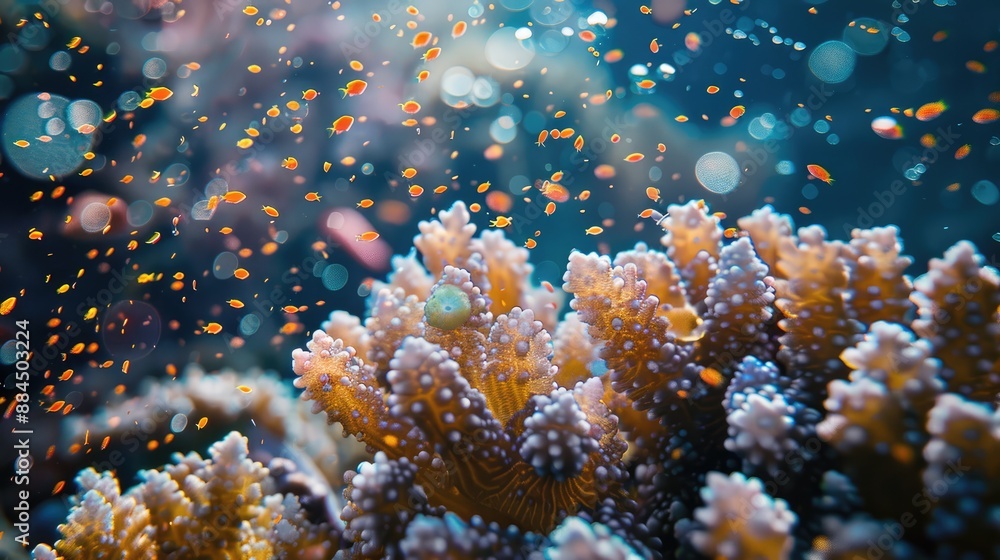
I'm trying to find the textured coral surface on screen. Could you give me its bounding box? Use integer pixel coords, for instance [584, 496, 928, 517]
[37, 201, 1000, 559]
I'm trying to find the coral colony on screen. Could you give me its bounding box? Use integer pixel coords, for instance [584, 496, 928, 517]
[34, 200, 1000, 559]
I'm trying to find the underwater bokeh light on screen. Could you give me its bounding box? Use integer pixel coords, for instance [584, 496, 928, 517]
[0, 0, 999, 558]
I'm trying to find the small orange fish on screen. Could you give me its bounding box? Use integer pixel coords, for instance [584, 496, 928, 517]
[610, 133, 621, 143]
[416, 70, 430, 82]
[972, 108, 999, 124]
[302, 89, 319, 100]
[490, 216, 512, 228]
[650, 38, 659, 53]
[339, 80, 367, 97]
[624, 153, 645, 162]
[536, 129, 548, 147]
[637, 79, 656, 89]
[915, 100, 948, 122]
[203, 322, 223, 334]
[585, 226, 604, 235]
[412, 31, 432, 48]
[281, 157, 298, 170]
[328, 116, 354, 136]
[544, 201, 556, 216]
[646, 186, 660, 202]
[146, 87, 173, 101]
[304, 192, 322, 202]
[262, 206, 279, 217]
[356, 231, 380, 242]
[452, 21, 467, 38]
[402, 167, 417, 179]
[409, 185, 424, 197]
[806, 164, 834, 184]
[399, 100, 421, 114]
[423, 47, 441, 61]
[357, 199, 374, 208]
[573, 135, 584, 151]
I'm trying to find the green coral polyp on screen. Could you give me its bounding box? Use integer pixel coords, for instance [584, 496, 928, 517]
[424, 284, 472, 330]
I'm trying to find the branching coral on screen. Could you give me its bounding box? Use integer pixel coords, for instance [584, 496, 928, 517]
[39, 199, 1000, 559]
[34, 432, 334, 559]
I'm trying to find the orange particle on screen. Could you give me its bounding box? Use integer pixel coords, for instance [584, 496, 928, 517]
[539, 181, 570, 202]
[730, 105, 746, 119]
[920, 133, 937, 149]
[551, 171, 564, 182]
[409, 185, 424, 197]
[946, 183, 961, 192]
[400, 100, 421, 114]
[699, 367, 724, 387]
[281, 156, 298, 170]
[356, 231, 380, 242]
[13, 140, 29, 148]
[423, 47, 442, 61]
[262, 205, 279, 217]
[329, 115, 355, 135]
[579, 190, 591, 201]
[604, 49, 624, 63]
[536, 129, 548, 147]
[434, 185, 448, 194]
[228, 299, 245, 309]
[573, 135, 584, 151]
[0, 296, 15, 315]
[266, 106, 281, 118]
[28, 230, 43, 240]
[485, 191, 513, 213]
[624, 153, 645, 162]
[650, 38, 659, 53]
[806, 164, 834, 184]
[489, 215, 512, 228]
[477, 181, 492, 193]
[638, 208, 654, 219]
[594, 164, 616, 179]
[915, 100, 948, 122]
[637, 79, 656, 89]
[452, 21, 467, 38]
[233, 268, 250, 280]
[146, 87, 173, 101]
[724, 227, 738, 239]
[223, 191, 247, 203]
[645, 186, 661, 202]
[657, 143, 666, 153]
[469, 203, 482, 212]
[579, 30, 597, 42]
[237, 385, 253, 393]
[972, 108, 999, 124]
[357, 199, 374, 208]
[610, 133, 621, 143]
[282, 305, 299, 314]
[799, 206, 812, 215]
[932, 30, 948, 42]
[120, 174, 134, 183]
[412, 31, 432, 48]
[304, 192, 322, 202]
[350, 60, 364, 71]
[544, 201, 556, 216]
[402, 118, 419, 127]
[706, 85, 720, 94]
[372, 12, 382, 22]
[406, 5, 419, 15]
[154, 197, 172, 207]
[675, 115, 689, 123]
[559, 128, 576, 138]
[204, 322, 223, 334]
[954, 144, 971, 160]
[585, 226, 604, 235]
[339, 79, 368, 97]
[985, 40, 998, 52]
[966, 60, 986, 74]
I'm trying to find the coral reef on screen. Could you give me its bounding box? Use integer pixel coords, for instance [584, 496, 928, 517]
[35, 200, 1000, 559]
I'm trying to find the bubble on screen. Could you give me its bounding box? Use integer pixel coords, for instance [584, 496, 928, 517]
[827, 133, 840, 145]
[142, 57, 167, 79]
[118, 91, 142, 111]
[813, 120, 830, 134]
[16, 23, 50, 51]
[695, 152, 741, 194]
[0, 340, 17, 365]
[808, 40, 856, 84]
[843, 17, 889, 55]
[213, 252, 239, 279]
[49, 51, 71, 71]
[469, 3, 484, 17]
[871, 116, 901, 139]
[205, 177, 228, 196]
[472, 77, 500, 107]
[67, 99, 102, 131]
[45, 117, 65, 136]
[191, 199, 215, 221]
[441, 66, 475, 98]
[490, 118, 517, 144]
[530, 0, 574, 25]
[485, 27, 535, 70]
[0, 75, 13, 101]
[972, 180, 999, 206]
[536, 29, 570, 54]
[748, 117, 773, 140]
[2, 93, 95, 179]
[658, 63, 676, 81]
[649, 166, 662, 182]
[80, 202, 112, 233]
[515, 27, 532, 40]
[361, 163, 374, 175]
[240, 313, 261, 336]
[102, 300, 162, 360]
[802, 183, 819, 200]
[322, 264, 349, 291]
[587, 11, 608, 26]
[776, 160, 795, 175]
[171, 413, 188, 433]
[127, 200, 153, 227]
[163, 163, 190, 187]
[0, 45, 26, 73]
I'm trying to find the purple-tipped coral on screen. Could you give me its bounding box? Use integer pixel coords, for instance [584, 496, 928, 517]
[36, 200, 1000, 559]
